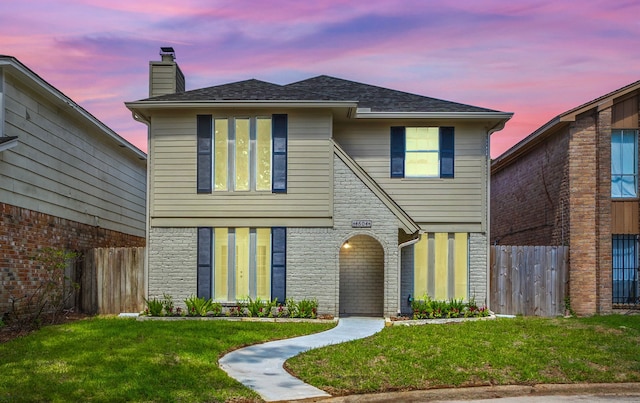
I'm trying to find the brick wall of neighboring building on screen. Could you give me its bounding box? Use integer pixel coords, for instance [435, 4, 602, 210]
[596, 108, 613, 313]
[568, 112, 599, 316]
[491, 127, 571, 246]
[0, 203, 145, 315]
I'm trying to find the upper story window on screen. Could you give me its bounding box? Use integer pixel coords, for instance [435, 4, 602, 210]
[197, 114, 287, 193]
[611, 129, 638, 198]
[390, 126, 455, 178]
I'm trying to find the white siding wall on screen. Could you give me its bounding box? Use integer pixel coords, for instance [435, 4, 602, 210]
[334, 120, 489, 232]
[149, 109, 333, 227]
[0, 72, 146, 237]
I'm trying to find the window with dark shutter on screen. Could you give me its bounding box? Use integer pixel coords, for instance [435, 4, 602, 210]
[272, 114, 288, 193]
[197, 227, 213, 299]
[391, 125, 455, 179]
[271, 227, 286, 302]
[390, 126, 405, 178]
[440, 126, 455, 178]
[197, 115, 213, 193]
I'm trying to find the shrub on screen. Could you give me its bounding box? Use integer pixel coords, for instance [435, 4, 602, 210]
[144, 297, 164, 316]
[4, 248, 80, 330]
[411, 295, 489, 320]
[245, 297, 278, 317]
[286, 298, 318, 319]
[184, 295, 221, 317]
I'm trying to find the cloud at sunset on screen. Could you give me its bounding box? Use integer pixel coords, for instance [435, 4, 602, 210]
[1, 0, 639, 156]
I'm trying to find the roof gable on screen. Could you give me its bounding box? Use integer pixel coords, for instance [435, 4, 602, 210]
[492, 79, 640, 173]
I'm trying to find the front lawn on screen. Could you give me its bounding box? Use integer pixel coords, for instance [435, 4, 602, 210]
[2, 315, 638, 402]
[286, 315, 640, 396]
[0, 317, 334, 402]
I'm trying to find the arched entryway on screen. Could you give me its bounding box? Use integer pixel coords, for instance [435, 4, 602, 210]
[339, 234, 384, 316]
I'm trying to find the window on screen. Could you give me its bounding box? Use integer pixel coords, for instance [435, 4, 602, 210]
[611, 129, 638, 198]
[413, 232, 468, 300]
[197, 115, 287, 193]
[390, 126, 455, 178]
[612, 235, 639, 305]
[197, 227, 286, 302]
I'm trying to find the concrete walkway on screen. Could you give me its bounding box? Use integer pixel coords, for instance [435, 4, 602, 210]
[218, 317, 385, 402]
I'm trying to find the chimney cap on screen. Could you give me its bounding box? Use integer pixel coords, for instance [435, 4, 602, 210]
[160, 46, 175, 54]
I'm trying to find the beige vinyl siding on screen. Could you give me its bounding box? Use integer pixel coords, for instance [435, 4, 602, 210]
[1, 74, 146, 237]
[149, 109, 332, 226]
[334, 120, 488, 231]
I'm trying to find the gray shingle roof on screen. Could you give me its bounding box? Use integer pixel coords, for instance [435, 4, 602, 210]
[140, 75, 500, 113]
[286, 75, 499, 113]
[145, 79, 335, 102]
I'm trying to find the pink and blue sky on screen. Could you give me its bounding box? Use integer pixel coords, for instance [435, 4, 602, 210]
[2, 0, 639, 157]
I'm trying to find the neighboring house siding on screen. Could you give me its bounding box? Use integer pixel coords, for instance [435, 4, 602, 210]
[491, 126, 570, 246]
[334, 120, 489, 232]
[149, 110, 333, 227]
[1, 74, 146, 238]
[491, 86, 640, 316]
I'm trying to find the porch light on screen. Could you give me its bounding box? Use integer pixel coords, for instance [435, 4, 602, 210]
[342, 241, 351, 249]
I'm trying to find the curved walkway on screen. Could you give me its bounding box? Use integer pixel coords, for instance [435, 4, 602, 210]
[218, 317, 385, 402]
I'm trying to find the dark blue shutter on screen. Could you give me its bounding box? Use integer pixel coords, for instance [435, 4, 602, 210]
[272, 114, 288, 193]
[440, 126, 455, 178]
[271, 227, 286, 302]
[390, 126, 405, 178]
[197, 227, 212, 299]
[197, 115, 212, 193]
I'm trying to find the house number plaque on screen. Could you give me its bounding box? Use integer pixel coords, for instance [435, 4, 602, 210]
[351, 220, 372, 228]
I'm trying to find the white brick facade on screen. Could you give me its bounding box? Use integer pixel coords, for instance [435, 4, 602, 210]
[468, 232, 488, 305]
[147, 227, 197, 303]
[286, 155, 400, 317]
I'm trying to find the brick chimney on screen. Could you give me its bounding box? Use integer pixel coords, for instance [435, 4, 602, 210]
[149, 47, 185, 97]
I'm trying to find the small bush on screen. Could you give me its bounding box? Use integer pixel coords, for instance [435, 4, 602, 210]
[411, 295, 489, 319]
[245, 297, 278, 317]
[184, 295, 221, 317]
[286, 298, 318, 319]
[3, 248, 80, 330]
[144, 297, 164, 316]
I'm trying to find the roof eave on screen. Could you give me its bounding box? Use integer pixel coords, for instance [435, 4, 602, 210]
[491, 117, 566, 173]
[0, 57, 146, 160]
[125, 100, 359, 109]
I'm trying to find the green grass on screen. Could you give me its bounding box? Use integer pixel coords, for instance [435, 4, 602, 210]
[287, 315, 640, 395]
[0, 317, 334, 402]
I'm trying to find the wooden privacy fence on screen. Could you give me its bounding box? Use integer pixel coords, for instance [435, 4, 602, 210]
[490, 245, 568, 317]
[80, 247, 145, 314]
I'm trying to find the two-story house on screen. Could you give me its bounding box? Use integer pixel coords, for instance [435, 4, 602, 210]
[492, 80, 640, 316]
[0, 55, 146, 317]
[126, 48, 512, 317]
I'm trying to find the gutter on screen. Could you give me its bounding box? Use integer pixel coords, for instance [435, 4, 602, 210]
[355, 110, 514, 120]
[125, 100, 359, 110]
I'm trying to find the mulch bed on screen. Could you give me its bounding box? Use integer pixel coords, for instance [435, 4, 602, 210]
[0, 312, 91, 344]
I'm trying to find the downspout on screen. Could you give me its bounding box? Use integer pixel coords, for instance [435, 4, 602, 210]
[397, 233, 421, 315]
[131, 111, 151, 302]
